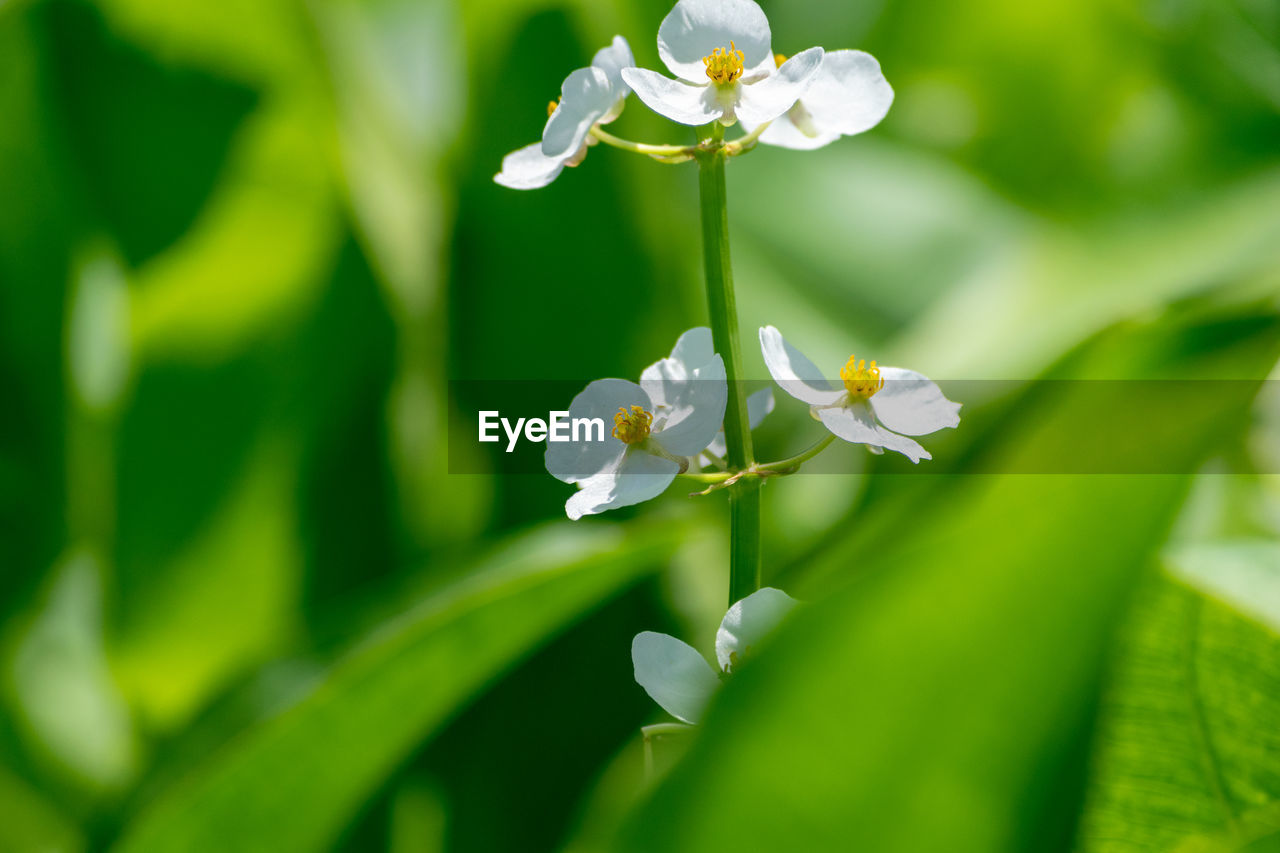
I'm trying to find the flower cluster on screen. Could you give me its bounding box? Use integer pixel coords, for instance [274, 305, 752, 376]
[507, 0, 962, 727]
[547, 326, 959, 519]
[495, 0, 896, 190]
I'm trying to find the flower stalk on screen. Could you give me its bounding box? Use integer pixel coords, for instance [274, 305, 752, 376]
[755, 433, 836, 474]
[696, 121, 760, 605]
[588, 126, 695, 161]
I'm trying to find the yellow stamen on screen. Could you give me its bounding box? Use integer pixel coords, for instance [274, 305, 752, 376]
[703, 41, 745, 84]
[840, 356, 884, 400]
[547, 98, 560, 117]
[612, 405, 653, 445]
[773, 52, 787, 68]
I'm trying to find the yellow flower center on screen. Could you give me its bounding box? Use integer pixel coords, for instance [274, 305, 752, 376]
[840, 356, 884, 400]
[773, 52, 787, 68]
[547, 98, 560, 117]
[703, 42, 745, 84]
[612, 405, 653, 444]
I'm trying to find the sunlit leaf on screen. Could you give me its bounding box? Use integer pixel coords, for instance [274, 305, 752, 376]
[1078, 544, 1280, 853]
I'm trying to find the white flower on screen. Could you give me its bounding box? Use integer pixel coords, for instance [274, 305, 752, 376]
[759, 325, 960, 463]
[631, 587, 797, 724]
[743, 49, 894, 150]
[546, 328, 726, 520]
[620, 0, 823, 127]
[495, 36, 634, 190]
[636, 329, 773, 467]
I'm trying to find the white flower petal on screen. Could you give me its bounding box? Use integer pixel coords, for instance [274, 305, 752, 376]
[870, 367, 961, 436]
[631, 631, 719, 724]
[758, 325, 845, 406]
[652, 355, 727, 456]
[670, 326, 716, 369]
[817, 401, 930, 463]
[621, 67, 721, 126]
[754, 102, 842, 150]
[735, 46, 823, 125]
[657, 0, 774, 82]
[714, 587, 797, 671]
[640, 327, 716, 411]
[797, 49, 893, 136]
[545, 378, 648, 483]
[564, 448, 680, 520]
[494, 143, 568, 190]
[592, 35, 634, 93]
[542, 66, 614, 159]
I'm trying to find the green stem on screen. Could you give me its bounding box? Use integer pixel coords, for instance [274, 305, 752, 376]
[725, 120, 772, 156]
[678, 470, 734, 484]
[696, 122, 760, 606]
[755, 434, 836, 474]
[589, 126, 693, 160]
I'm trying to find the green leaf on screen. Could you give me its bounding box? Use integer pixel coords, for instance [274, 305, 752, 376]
[0, 763, 84, 853]
[1078, 543, 1280, 853]
[110, 522, 680, 853]
[618, 474, 1191, 853]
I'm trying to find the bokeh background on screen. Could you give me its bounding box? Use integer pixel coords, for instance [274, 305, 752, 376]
[2, 0, 1279, 850]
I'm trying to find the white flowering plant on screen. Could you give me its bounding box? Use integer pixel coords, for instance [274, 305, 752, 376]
[497, 0, 960, 729]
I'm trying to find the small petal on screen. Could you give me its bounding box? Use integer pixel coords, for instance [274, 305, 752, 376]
[817, 401, 930, 463]
[870, 367, 961, 436]
[758, 325, 845, 406]
[494, 143, 567, 190]
[651, 355, 727, 456]
[565, 448, 680, 520]
[641, 327, 716, 411]
[545, 378, 648, 483]
[735, 47, 823, 125]
[714, 587, 797, 671]
[657, 0, 774, 82]
[592, 35, 635, 93]
[632, 631, 720, 724]
[542, 66, 614, 159]
[796, 49, 893, 137]
[621, 68, 721, 126]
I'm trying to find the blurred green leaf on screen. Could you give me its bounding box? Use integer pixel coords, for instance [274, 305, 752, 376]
[4, 550, 139, 795]
[110, 522, 680, 853]
[613, 307, 1280, 853]
[899, 169, 1280, 378]
[112, 439, 301, 729]
[0, 762, 84, 853]
[46, 0, 258, 267]
[1078, 543, 1280, 853]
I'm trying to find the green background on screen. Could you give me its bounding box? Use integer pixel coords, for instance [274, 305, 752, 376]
[1, 0, 1279, 850]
